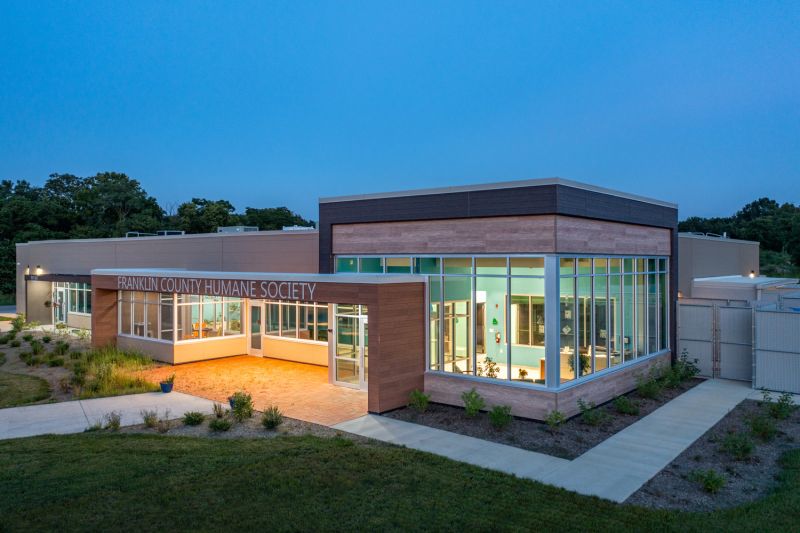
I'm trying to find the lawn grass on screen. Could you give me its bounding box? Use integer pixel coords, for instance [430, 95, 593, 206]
[0, 434, 798, 532]
[0, 371, 51, 407]
[0, 316, 13, 321]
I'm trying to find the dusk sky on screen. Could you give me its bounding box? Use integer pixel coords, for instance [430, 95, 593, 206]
[1, 1, 797, 221]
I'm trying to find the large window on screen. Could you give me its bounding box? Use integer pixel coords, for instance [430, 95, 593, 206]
[336, 253, 669, 389]
[264, 301, 329, 343]
[119, 292, 243, 342]
[53, 282, 92, 315]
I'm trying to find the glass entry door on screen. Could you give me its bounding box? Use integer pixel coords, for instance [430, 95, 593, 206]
[52, 286, 66, 324]
[333, 305, 368, 389]
[249, 303, 262, 355]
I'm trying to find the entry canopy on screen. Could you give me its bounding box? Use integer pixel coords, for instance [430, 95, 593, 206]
[91, 268, 424, 303]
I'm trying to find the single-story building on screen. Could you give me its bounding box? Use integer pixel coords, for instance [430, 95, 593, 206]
[16, 178, 677, 419]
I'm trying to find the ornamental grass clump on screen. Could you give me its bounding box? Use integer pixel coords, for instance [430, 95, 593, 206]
[73, 346, 158, 399]
[209, 417, 232, 432]
[689, 469, 726, 494]
[762, 390, 797, 420]
[183, 411, 205, 426]
[262, 406, 284, 429]
[104, 411, 122, 431]
[141, 409, 159, 428]
[461, 388, 485, 418]
[408, 389, 431, 413]
[749, 413, 777, 442]
[720, 431, 754, 461]
[488, 405, 513, 430]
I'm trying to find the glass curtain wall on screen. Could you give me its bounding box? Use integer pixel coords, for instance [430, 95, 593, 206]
[336, 254, 668, 389]
[263, 301, 328, 342]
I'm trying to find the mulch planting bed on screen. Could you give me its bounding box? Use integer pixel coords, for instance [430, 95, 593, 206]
[120, 411, 374, 444]
[384, 377, 704, 459]
[627, 397, 800, 512]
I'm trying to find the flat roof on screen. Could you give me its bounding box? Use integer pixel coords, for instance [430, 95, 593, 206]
[319, 177, 677, 209]
[17, 228, 318, 247]
[91, 268, 423, 285]
[679, 232, 759, 245]
[693, 275, 799, 288]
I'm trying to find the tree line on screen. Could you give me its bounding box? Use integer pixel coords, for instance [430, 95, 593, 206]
[0, 172, 314, 296]
[679, 197, 800, 277]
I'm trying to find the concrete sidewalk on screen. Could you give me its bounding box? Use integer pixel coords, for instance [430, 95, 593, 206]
[335, 379, 755, 503]
[0, 392, 216, 440]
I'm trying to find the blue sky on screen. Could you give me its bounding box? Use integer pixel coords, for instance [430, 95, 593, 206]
[1, 1, 798, 221]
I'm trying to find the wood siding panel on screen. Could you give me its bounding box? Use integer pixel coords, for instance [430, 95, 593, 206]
[555, 216, 671, 255]
[91, 288, 118, 348]
[332, 215, 557, 255]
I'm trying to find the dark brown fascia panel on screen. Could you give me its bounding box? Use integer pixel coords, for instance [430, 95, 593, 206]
[318, 183, 678, 273]
[25, 273, 92, 284]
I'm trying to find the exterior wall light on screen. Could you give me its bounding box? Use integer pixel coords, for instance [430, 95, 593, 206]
[35, 265, 42, 275]
[25, 265, 30, 275]
[749, 270, 756, 279]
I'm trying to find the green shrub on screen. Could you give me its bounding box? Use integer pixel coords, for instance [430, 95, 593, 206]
[30, 340, 44, 355]
[613, 395, 640, 416]
[762, 390, 797, 420]
[30, 356, 43, 366]
[0, 351, 5, 365]
[720, 432, 754, 461]
[156, 410, 172, 433]
[10, 340, 20, 348]
[209, 417, 232, 432]
[408, 389, 431, 413]
[72, 346, 158, 399]
[689, 469, 726, 494]
[42, 335, 52, 344]
[262, 406, 284, 429]
[10, 315, 25, 332]
[141, 409, 159, 428]
[636, 375, 663, 400]
[69, 350, 82, 360]
[22, 333, 34, 343]
[183, 411, 205, 426]
[545, 410, 565, 432]
[229, 391, 254, 422]
[104, 411, 122, 431]
[749, 414, 777, 442]
[488, 405, 513, 430]
[461, 388, 485, 417]
[19, 351, 32, 365]
[0, 336, 7, 345]
[212, 402, 227, 419]
[47, 357, 64, 367]
[578, 398, 610, 426]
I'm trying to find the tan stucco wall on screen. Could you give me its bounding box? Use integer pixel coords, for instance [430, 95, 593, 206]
[66, 313, 91, 330]
[262, 336, 328, 366]
[117, 336, 175, 364]
[173, 336, 247, 364]
[678, 235, 759, 297]
[16, 230, 319, 314]
[24, 280, 52, 324]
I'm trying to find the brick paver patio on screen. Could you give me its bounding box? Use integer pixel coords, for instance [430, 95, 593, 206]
[140, 356, 367, 426]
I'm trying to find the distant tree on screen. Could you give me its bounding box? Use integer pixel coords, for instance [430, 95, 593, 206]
[176, 198, 240, 234]
[241, 206, 315, 231]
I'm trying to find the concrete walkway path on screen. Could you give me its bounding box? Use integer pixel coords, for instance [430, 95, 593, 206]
[335, 379, 755, 503]
[0, 392, 216, 440]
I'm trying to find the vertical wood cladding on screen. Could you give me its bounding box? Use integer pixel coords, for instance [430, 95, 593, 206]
[90, 288, 118, 348]
[319, 183, 678, 273]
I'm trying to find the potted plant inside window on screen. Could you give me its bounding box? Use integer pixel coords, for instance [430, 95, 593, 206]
[160, 373, 175, 393]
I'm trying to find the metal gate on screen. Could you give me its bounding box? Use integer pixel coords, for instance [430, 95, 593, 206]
[678, 302, 753, 381]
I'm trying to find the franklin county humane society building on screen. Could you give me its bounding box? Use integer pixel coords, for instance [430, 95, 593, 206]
[16, 178, 677, 419]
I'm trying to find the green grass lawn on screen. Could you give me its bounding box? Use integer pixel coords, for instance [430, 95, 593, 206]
[0, 315, 13, 321]
[0, 371, 51, 407]
[0, 434, 798, 532]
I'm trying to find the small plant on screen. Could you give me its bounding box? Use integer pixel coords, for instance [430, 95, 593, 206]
[209, 417, 232, 432]
[69, 350, 82, 360]
[10, 314, 26, 332]
[689, 469, 726, 494]
[47, 356, 64, 367]
[30, 340, 44, 355]
[212, 402, 227, 419]
[636, 373, 663, 400]
[183, 411, 205, 426]
[104, 411, 122, 431]
[517, 368, 529, 381]
[22, 333, 34, 343]
[141, 409, 159, 428]
[262, 405, 284, 429]
[162, 373, 176, 385]
[720, 432, 754, 461]
[229, 391, 254, 422]
[761, 390, 797, 420]
[461, 388, 485, 417]
[613, 395, 640, 416]
[10, 339, 20, 348]
[52, 341, 70, 356]
[42, 335, 52, 344]
[156, 409, 172, 433]
[577, 398, 609, 426]
[545, 410, 566, 432]
[488, 405, 513, 430]
[408, 389, 431, 413]
[84, 422, 103, 432]
[749, 414, 777, 442]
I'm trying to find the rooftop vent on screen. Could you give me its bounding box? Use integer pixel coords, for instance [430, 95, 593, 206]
[217, 226, 259, 233]
[282, 225, 315, 231]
